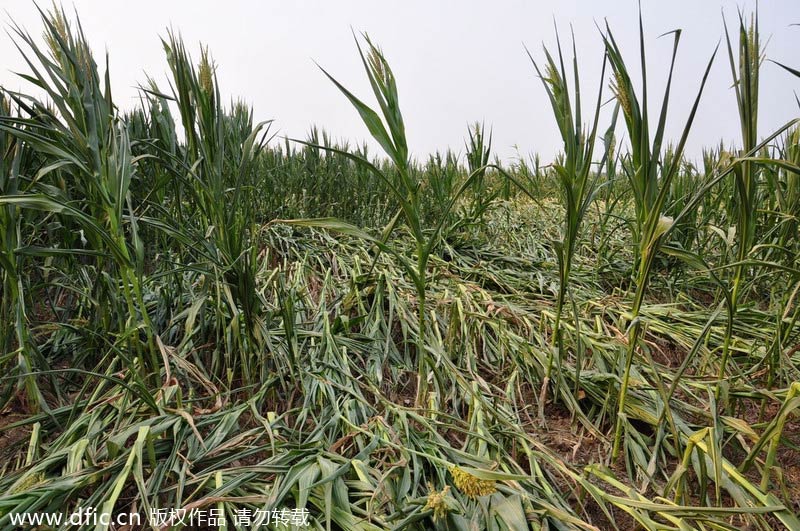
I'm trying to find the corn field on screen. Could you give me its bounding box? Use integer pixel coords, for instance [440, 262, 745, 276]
[1, 5, 800, 531]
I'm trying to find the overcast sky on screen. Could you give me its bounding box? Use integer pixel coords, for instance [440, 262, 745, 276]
[2, 1, 799, 163]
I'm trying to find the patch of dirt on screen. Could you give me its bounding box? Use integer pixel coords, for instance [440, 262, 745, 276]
[522, 402, 638, 531]
[688, 288, 717, 307]
[0, 398, 33, 463]
[537, 404, 606, 468]
[385, 370, 417, 408]
[650, 337, 686, 369]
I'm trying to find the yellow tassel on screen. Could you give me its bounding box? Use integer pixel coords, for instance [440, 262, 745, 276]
[424, 484, 451, 521]
[450, 466, 496, 498]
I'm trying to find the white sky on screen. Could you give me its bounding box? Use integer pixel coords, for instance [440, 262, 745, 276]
[1, 1, 799, 163]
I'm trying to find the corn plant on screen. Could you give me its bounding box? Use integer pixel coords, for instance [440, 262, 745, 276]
[602, 15, 717, 459]
[290, 34, 489, 406]
[0, 93, 49, 410]
[527, 30, 613, 412]
[155, 34, 273, 382]
[0, 6, 158, 383]
[463, 121, 496, 225]
[716, 11, 762, 399]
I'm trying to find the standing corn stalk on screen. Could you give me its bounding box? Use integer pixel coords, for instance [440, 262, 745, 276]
[0, 6, 159, 382]
[602, 15, 717, 460]
[292, 34, 489, 407]
[464, 122, 495, 225]
[0, 93, 50, 410]
[717, 11, 761, 400]
[527, 29, 612, 416]
[155, 34, 273, 383]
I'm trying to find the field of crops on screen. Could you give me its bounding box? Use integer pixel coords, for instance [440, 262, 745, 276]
[1, 5, 800, 530]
